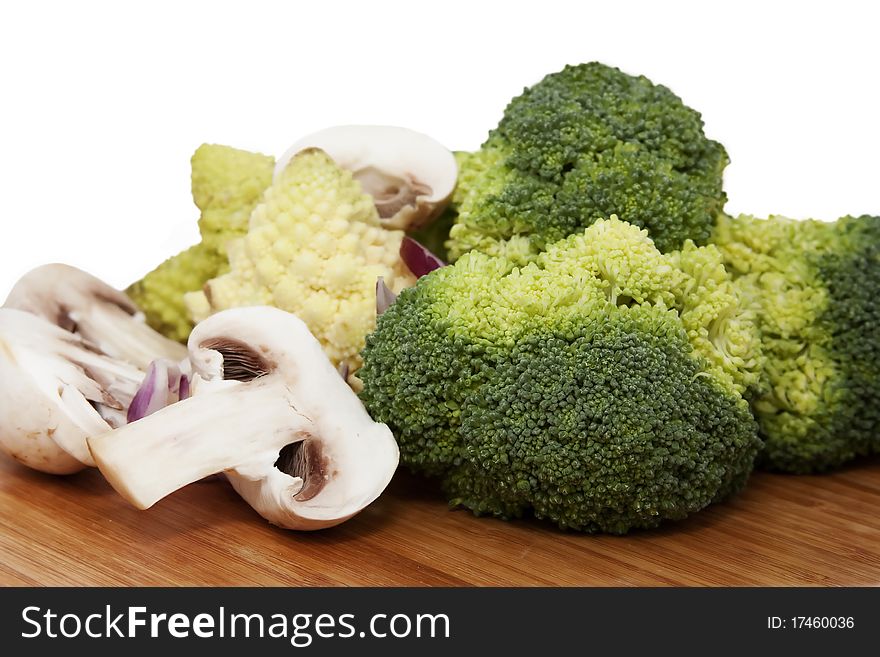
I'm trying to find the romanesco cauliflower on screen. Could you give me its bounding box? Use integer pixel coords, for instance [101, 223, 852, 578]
[186, 148, 416, 373]
[127, 144, 275, 341]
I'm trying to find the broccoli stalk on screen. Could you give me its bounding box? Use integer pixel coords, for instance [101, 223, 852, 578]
[360, 217, 761, 533]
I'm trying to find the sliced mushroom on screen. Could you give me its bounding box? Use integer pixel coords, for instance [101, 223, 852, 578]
[0, 309, 144, 473]
[3, 263, 187, 369]
[0, 264, 193, 474]
[88, 306, 400, 530]
[275, 125, 457, 232]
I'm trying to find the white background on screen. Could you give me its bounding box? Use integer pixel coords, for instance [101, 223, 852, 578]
[0, 0, 877, 294]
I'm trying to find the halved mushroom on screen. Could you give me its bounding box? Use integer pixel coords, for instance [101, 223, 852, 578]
[275, 125, 457, 232]
[88, 306, 400, 530]
[0, 264, 193, 473]
[3, 263, 187, 369]
[0, 309, 144, 473]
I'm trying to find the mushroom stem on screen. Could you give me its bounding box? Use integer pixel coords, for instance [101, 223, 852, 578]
[72, 302, 188, 371]
[89, 378, 314, 509]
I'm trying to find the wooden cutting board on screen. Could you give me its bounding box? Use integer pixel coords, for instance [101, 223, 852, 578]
[1, 455, 878, 586]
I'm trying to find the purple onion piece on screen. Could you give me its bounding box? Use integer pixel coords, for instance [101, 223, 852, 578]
[400, 236, 445, 278]
[127, 361, 159, 423]
[376, 277, 398, 316]
[337, 362, 349, 381]
[127, 359, 184, 423]
[178, 374, 190, 401]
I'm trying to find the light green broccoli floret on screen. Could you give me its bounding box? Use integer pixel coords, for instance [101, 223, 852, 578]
[711, 213, 880, 473]
[446, 63, 729, 263]
[127, 144, 274, 341]
[360, 217, 761, 534]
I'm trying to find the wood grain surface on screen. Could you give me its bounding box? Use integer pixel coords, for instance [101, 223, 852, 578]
[1, 455, 878, 586]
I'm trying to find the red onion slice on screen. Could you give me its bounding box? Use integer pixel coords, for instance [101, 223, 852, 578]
[178, 374, 190, 401]
[400, 236, 445, 278]
[127, 359, 186, 423]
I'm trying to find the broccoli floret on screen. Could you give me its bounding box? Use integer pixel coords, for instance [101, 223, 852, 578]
[360, 217, 761, 533]
[126, 144, 274, 341]
[711, 213, 880, 473]
[446, 63, 729, 262]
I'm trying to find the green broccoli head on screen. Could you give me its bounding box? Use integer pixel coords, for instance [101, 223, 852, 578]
[446, 63, 729, 263]
[360, 217, 761, 533]
[711, 213, 880, 473]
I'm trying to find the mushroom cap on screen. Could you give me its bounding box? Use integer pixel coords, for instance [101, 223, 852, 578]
[0, 309, 142, 473]
[88, 306, 399, 530]
[4, 263, 187, 369]
[275, 125, 457, 231]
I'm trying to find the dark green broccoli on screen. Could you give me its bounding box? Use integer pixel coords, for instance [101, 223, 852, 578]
[711, 213, 880, 473]
[360, 218, 762, 533]
[446, 62, 728, 263]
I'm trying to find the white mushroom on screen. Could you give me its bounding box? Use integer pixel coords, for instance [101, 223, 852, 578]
[0, 309, 144, 473]
[88, 306, 400, 530]
[3, 263, 187, 369]
[275, 125, 457, 232]
[0, 264, 192, 473]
